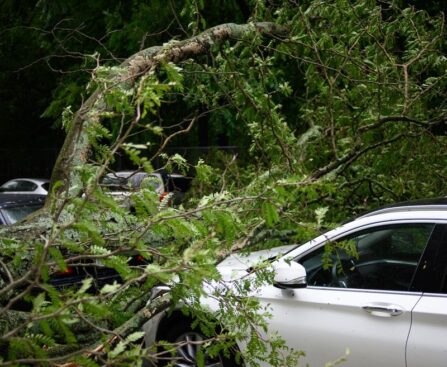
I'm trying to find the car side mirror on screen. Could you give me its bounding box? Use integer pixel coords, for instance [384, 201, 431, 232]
[273, 260, 307, 289]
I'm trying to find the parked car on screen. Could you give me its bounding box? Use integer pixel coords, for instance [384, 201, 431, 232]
[0, 193, 46, 225]
[143, 198, 447, 367]
[101, 170, 192, 205]
[0, 178, 49, 195]
[0, 193, 146, 307]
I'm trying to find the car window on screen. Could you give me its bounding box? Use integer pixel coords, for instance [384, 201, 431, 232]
[1, 204, 43, 224]
[299, 223, 435, 291]
[0, 180, 38, 192]
[41, 182, 50, 192]
[130, 173, 155, 189]
[410, 224, 447, 294]
[165, 176, 192, 192]
[141, 175, 162, 191]
[101, 176, 130, 191]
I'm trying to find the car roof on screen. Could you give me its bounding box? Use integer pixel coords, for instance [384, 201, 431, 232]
[105, 171, 160, 177]
[103, 171, 163, 184]
[358, 197, 447, 219]
[2, 178, 49, 184]
[0, 193, 46, 208]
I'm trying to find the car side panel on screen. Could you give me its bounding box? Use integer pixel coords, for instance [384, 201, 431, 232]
[406, 224, 447, 366]
[406, 294, 447, 367]
[257, 286, 419, 367]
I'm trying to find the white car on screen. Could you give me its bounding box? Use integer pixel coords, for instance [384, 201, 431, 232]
[101, 171, 165, 195]
[0, 178, 49, 195]
[101, 171, 191, 204]
[143, 198, 447, 367]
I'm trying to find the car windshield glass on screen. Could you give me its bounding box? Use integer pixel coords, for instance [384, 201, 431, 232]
[101, 176, 130, 191]
[1, 205, 42, 224]
[141, 176, 162, 191]
[102, 173, 162, 192]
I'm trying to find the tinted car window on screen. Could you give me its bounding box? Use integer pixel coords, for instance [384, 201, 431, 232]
[410, 224, 447, 294]
[299, 224, 435, 291]
[41, 182, 50, 192]
[101, 176, 131, 191]
[0, 180, 38, 192]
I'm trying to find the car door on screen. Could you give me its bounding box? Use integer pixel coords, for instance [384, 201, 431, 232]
[406, 224, 447, 367]
[257, 222, 436, 367]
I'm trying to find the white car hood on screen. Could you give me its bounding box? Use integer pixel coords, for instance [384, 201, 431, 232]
[217, 244, 296, 280]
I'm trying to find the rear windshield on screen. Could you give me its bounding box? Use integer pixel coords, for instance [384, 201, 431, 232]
[1, 204, 43, 224]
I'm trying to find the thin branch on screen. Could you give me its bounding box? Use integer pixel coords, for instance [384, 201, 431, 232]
[358, 115, 433, 134]
[149, 115, 197, 161]
[311, 133, 404, 180]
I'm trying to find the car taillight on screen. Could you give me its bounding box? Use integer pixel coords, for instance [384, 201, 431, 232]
[54, 267, 74, 277]
[159, 191, 168, 202]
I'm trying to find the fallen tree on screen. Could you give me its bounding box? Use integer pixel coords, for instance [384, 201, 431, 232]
[0, 20, 297, 366]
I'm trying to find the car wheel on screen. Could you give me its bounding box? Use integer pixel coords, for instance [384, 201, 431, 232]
[158, 321, 239, 367]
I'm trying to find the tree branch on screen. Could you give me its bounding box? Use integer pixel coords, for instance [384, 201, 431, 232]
[50, 22, 288, 197]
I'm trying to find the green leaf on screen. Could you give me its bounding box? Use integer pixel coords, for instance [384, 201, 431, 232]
[100, 282, 121, 295]
[32, 293, 48, 313]
[48, 246, 67, 272]
[77, 278, 93, 295]
[261, 202, 280, 228]
[125, 331, 145, 343]
[315, 207, 329, 228]
[109, 340, 127, 358]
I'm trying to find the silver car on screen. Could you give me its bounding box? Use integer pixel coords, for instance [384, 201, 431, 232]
[0, 178, 49, 195]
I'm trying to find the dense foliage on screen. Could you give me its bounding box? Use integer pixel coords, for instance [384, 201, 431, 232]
[0, 0, 446, 366]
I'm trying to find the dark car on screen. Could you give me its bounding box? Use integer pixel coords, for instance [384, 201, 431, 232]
[0, 194, 146, 308]
[0, 193, 46, 225]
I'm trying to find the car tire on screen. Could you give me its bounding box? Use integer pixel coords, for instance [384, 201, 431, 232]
[157, 320, 240, 367]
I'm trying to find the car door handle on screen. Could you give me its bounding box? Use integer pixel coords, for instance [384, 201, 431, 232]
[362, 303, 404, 317]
